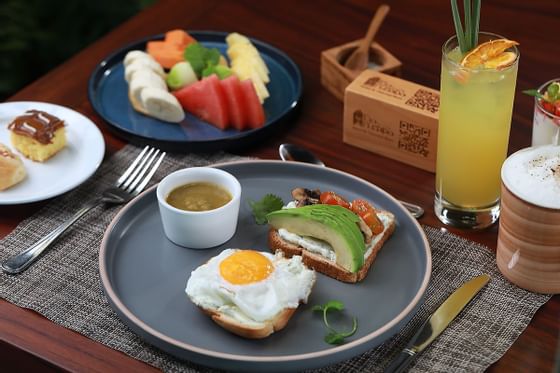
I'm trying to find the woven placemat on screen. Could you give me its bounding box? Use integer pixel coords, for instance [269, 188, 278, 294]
[0, 145, 551, 372]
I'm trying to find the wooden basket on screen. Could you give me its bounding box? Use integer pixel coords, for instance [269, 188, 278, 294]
[321, 39, 402, 101]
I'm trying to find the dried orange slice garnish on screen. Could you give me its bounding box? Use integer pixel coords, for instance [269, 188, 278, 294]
[460, 39, 519, 69]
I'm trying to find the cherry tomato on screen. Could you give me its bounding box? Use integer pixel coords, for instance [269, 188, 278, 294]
[554, 101, 560, 116]
[350, 199, 384, 234]
[320, 191, 350, 208]
[542, 101, 556, 115]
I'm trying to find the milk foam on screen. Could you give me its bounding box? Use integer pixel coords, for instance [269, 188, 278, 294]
[502, 145, 560, 209]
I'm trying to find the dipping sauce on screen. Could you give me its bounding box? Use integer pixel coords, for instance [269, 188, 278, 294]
[166, 182, 232, 211]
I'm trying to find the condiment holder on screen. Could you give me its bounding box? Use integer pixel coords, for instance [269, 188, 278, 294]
[320, 4, 401, 101]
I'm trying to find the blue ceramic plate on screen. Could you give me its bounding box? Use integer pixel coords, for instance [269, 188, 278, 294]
[88, 31, 302, 152]
[99, 161, 431, 372]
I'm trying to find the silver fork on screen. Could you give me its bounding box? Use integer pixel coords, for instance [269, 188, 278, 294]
[1, 146, 166, 275]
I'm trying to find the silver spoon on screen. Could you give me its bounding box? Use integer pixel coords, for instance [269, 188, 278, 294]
[279, 143, 425, 219]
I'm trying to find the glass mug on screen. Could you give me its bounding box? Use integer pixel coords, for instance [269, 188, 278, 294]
[531, 78, 560, 146]
[434, 32, 519, 229]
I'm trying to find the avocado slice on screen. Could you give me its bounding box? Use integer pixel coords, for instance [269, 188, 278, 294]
[266, 204, 365, 272]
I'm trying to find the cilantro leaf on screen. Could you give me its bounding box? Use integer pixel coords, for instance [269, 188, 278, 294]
[248, 194, 284, 224]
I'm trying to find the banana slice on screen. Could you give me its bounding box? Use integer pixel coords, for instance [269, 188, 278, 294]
[129, 70, 167, 105]
[140, 87, 184, 123]
[124, 50, 156, 66]
[125, 58, 165, 82]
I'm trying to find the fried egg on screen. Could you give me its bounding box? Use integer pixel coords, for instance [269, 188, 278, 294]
[185, 249, 316, 323]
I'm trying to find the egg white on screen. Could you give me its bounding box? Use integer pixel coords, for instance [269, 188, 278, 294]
[185, 249, 315, 323]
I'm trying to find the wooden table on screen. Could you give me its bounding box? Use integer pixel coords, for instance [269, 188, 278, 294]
[1, 0, 558, 371]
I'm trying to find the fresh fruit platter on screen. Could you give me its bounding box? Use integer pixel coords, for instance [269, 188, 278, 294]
[88, 31, 302, 152]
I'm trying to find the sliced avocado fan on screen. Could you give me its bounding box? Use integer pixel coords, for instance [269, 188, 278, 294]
[266, 204, 365, 272]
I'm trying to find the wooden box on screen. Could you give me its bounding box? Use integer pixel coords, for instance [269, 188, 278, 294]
[321, 39, 402, 101]
[343, 70, 440, 172]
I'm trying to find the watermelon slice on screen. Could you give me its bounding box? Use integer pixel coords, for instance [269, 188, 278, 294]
[220, 75, 247, 130]
[239, 79, 265, 128]
[173, 74, 229, 129]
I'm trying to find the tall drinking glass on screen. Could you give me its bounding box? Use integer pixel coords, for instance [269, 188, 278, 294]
[435, 32, 519, 229]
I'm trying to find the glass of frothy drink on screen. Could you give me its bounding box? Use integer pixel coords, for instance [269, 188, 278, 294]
[497, 145, 560, 294]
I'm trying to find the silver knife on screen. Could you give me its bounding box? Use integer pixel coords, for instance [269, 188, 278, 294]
[384, 274, 490, 373]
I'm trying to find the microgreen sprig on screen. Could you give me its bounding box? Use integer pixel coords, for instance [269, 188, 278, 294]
[312, 300, 358, 345]
[451, 0, 481, 53]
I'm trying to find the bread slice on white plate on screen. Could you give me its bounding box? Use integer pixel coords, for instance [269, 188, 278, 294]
[269, 210, 396, 283]
[0, 143, 26, 190]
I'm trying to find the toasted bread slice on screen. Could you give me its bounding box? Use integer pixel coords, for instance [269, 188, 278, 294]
[269, 210, 396, 283]
[186, 250, 316, 339]
[197, 305, 298, 339]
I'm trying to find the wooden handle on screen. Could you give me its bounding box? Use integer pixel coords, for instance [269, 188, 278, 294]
[358, 4, 390, 53]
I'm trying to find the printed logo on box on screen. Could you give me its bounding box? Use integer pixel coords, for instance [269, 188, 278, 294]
[361, 77, 406, 100]
[352, 110, 394, 143]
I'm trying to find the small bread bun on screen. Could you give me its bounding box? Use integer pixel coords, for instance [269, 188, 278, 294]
[269, 210, 396, 283]
[0, 143, 26, 190]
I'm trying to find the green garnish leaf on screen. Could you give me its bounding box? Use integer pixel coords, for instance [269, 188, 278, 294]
[184, 43, 206, 77]
[312, 300, 358, 345]
[248, 194, 284, 224]
[325, 332, 345, 345]
[450, 0, 481, 53]
[523, 89, 546, 101]
[451, 0, 466, 53]
[547, 83, 559, 100]
[324, 300, 344, 312]
[202, 63, 233, 80]
[472, 0, 481, 47]
[184, 43, 224, 78]
[206, 48, 221, 66]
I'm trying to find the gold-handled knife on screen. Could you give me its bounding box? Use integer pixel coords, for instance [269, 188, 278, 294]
[384, 274, 490, 373]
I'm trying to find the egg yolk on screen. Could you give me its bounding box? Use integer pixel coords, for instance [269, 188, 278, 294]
[219, 250, 273, 285]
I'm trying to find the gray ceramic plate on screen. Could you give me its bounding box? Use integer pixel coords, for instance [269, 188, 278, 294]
[99, 161, 431, 372]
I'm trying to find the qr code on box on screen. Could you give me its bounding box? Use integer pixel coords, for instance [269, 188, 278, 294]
[405, 89, 440, 113]
[399, 121, 430, 157]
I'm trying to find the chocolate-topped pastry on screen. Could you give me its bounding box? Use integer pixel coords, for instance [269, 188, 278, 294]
[8, 109, 66, 162]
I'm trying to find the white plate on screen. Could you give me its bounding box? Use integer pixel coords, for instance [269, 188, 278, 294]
[0, 101, 105, 205]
